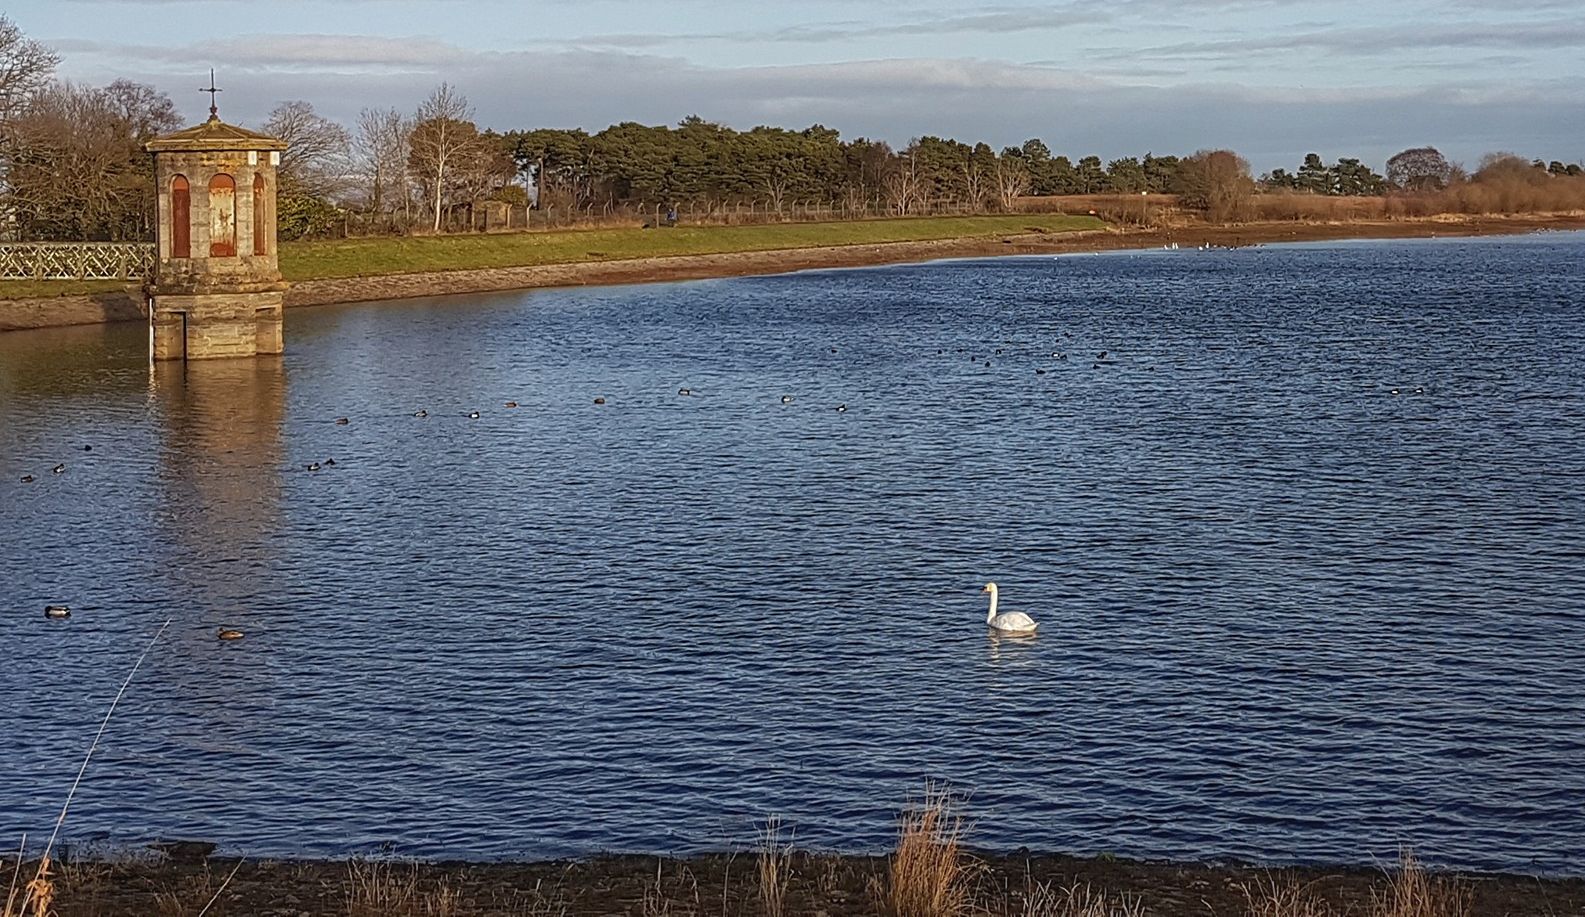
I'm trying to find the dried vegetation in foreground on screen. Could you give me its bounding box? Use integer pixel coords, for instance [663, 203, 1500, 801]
[3, 836, 1577, 917]
[3, 784, 1575, 916]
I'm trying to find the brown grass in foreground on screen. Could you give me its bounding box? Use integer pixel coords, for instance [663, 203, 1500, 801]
[885, 785, 980, 917]
[1372, 850, 1470, 917]
[1019, 880, 1145, 917]
[1239, 850, 1472, 917]
[757, 817, 792, 917]
[1238, 873, 1334, 917]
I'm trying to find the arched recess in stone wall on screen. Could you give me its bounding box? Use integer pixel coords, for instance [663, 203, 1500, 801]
[252, 173, 267, 256]
[209, 174, 237, 257]
[171, 175, 191, 259]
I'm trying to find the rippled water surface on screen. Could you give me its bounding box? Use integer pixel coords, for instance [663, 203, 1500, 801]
[3, 234, 1584, 871]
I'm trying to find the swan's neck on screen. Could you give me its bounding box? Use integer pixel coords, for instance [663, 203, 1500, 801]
[986, 586, 999, 622]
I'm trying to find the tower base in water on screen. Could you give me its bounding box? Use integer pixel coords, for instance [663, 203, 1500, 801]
[148, 285, 287, 361]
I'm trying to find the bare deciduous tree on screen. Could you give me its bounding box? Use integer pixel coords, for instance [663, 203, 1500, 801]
[353, 106, 411, 222]
[4, 80, 176, 239]
[0, 14, 58, 122]
[993, 153, 1031, 212]
[1386, 146, 1454, 192]
[408, 83, 481, 232]
[264, 100, 351, 198]
[885, 145, 926, 215]
[1177, 149, 1254, 223]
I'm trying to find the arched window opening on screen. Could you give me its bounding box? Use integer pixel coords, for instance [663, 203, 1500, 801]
[170, 175, 190, 259]
[209, 173, 236, 257]
[252, 173, 267, 256]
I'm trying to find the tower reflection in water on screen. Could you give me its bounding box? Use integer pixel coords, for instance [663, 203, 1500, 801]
[153, 357, 286, 660]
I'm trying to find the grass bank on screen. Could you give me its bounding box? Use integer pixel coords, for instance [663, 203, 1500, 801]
[273, 214, 1103, 281]
[0, 215, 1100, 302]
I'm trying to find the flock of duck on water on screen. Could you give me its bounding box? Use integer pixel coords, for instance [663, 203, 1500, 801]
[23, 348, 1071, 639]
[39, 584, 1037, 637]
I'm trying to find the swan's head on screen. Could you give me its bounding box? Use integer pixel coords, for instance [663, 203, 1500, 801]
[981, 582, 998, 595]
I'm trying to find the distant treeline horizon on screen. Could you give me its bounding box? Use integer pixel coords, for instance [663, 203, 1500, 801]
[3, 11, 1583, 242]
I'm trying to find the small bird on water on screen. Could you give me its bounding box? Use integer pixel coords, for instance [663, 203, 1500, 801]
[19, 474, 34, 483]
[44, 605, 71, 620]
[324, 458, 337, 467]
[413, 410, 429, 418]
[836, 404, 848, 413]
[335, 417, 349, 425]
[51, 464, 65, 475]
[468, 411, 481, 419]
[594, 397, 607, 405]
[678, 388, 692, 396]
[780, 395, 793, 404]
[504, 401, 519, 408]
[217, 628, 245, 641]
[306, 462, 321, 472]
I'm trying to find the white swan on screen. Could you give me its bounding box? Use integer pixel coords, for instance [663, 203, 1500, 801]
[982, 582, 1038, 633]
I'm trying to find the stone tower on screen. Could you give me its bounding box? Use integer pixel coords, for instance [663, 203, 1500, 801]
[145, 106, 288, 360]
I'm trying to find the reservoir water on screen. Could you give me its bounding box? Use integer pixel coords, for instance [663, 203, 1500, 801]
[2, 234, 1583, 871]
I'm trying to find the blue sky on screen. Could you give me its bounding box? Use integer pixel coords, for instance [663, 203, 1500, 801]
[11, 0, 1584, 172]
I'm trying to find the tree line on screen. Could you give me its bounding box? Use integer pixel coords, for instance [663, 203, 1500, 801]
[0, 15, 1581, 242]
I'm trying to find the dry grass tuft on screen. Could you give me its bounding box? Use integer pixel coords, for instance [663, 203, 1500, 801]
[886, 784, 979, 917]
[1018, 880, 1144, 917]
[757, 817, 793, 917]
[1238, 873, 1334, 917]
[641, 859, 702, 917]
[19, 855, 52, 917]
[3, 839, 24, 917]
[150, 859, 243, 917]
[345, 858, 422, 916]
[1372, 850, 1470, 917]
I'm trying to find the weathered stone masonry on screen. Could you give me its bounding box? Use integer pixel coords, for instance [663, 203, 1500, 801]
[145, 115, 288, 360]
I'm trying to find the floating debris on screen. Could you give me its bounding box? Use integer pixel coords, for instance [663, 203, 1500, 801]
[149, 841, 216, 863]
[44, 604, 71, 620]
[217, 628, 245, 641]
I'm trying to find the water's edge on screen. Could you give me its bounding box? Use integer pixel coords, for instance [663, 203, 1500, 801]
[3, 214, 1582, 333]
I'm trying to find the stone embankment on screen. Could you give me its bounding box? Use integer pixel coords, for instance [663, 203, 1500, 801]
[4, 215, 1582, 333]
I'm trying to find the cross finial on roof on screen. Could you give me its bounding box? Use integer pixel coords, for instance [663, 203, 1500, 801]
[201, 69, 222, 120]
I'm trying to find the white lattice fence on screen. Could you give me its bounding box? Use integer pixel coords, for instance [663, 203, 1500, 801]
[0, 243, 155, 280]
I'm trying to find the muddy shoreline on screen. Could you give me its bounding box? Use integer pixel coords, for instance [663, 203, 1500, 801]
[2, 215, 1581, 334]
[12, 848, 1582, 916]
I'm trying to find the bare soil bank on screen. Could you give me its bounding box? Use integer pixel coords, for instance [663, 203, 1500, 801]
[3, 214, 1582, 334]
[13, 849, 1582, 916]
